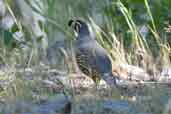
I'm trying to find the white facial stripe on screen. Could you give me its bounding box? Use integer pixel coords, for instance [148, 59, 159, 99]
[75, 22, 82, 28]
[75, 25, 79, 32]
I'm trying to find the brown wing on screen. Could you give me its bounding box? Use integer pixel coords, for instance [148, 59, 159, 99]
[75, 50, 101, 83]
[76, 51, 90, 76]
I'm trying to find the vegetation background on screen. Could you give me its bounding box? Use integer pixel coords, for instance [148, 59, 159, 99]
[0, 0, 170, 114]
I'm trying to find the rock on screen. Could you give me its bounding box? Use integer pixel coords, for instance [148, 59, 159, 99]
[118, 64, 150, 81]
[158, 67, 171, 83]
[54, 73, 95, 89]
[160, 67, 171, 77]
[24, 68, 34, 80]
[42, 79, 64, 92]
[113, 65, 128, 80]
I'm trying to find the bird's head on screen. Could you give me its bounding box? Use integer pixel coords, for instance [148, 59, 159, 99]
[68, 19, 91, 37]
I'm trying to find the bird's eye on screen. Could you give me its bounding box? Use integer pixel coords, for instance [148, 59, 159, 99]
[68, 19, 74, 27]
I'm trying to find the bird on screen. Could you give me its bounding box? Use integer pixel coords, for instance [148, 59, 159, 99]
[68, 19, 117, 87]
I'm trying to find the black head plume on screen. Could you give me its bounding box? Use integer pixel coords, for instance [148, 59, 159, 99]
[68, 19, 84, 27]
[68, 19, 89, 36]
[68, 19, 74, 27]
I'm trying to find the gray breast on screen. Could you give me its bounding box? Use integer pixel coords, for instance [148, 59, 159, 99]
[75, 40, 112, 75]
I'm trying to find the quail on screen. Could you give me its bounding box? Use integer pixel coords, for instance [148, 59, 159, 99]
[68, 19, 117, 87]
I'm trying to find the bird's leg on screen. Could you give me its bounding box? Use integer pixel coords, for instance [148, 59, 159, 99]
[102, 73, 116, 87]
[92, 74, 100, 90]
